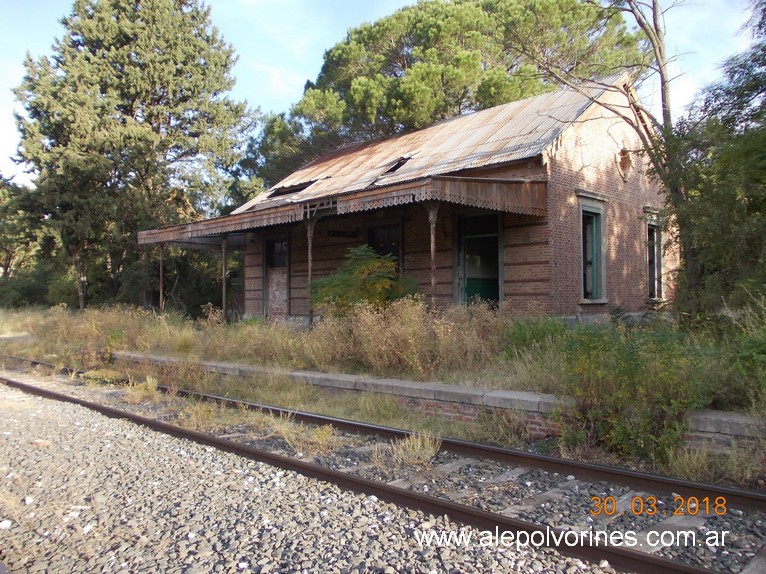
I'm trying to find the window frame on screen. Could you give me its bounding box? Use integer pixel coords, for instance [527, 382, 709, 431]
[646, 220, 663, 300]
[366, 220, 403, 269]
[265, 236, 289, 268]
[577, 191, 607, 303]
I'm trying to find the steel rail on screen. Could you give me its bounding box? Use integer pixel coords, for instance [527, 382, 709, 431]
[2, 353, 764, 512]
[1, 374, 718, 574]
[170, 388, 766, 513]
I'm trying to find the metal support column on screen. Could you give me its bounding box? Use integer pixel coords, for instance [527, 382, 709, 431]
[425, 202, 440, 310]
[159, 243, 165, 316]
[306, 218, 318, 327]
[221, 236, 228, 322]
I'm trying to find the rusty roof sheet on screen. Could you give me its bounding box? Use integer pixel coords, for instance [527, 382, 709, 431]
[233, 82, 607, 215]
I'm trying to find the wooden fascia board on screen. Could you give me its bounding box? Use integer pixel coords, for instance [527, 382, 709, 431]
[138, 175, 547, 247]
[137, 204, 303, 245]
[431, 176, 546, 216]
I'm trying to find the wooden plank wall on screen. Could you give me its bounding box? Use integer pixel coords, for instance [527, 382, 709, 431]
[245, 204, 551, 318]
[284, 206, 458, 317]
[243, 232, 263, 317]
[402, 204, 455, 308]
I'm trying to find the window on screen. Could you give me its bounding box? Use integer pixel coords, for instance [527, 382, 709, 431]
[576, 190, 607, 302]
[582, 210, 603, 300]
[647, 224, 662, 298]
[266, 239, 287, 268]
[367, 223, 401, 261]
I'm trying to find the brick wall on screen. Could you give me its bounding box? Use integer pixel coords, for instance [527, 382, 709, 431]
[399, 397, 559, 440]
[244, 232, 263, 317]
[115, 352, 765, 449]
[267, 267, 288, 316]
[545, 91, 678, 317]
[243, 92, 677, 320]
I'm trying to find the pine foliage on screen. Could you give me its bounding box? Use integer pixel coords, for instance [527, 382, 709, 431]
[250, 0, 647, 187]
[13, 0, 249, 308]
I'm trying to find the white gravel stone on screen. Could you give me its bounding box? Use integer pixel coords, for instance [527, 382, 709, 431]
[0, 383, 603, 573]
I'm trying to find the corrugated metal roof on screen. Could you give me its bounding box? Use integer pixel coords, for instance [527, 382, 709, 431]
[233, 82, 606, 215]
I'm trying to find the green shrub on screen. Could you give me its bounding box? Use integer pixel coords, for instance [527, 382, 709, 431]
[309, 245, 417, 315]
[728, 299, 766, 416]
[558, 324, 718, 462]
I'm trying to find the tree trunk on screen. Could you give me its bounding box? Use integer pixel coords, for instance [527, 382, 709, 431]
[72, 250, 88, 310]
[2, 253, 11, 279]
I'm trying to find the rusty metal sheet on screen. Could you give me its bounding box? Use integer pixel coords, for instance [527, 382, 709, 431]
[138, 203, 302, 245]
[141, 80, 619, 244]
[232, 82, 609, 216]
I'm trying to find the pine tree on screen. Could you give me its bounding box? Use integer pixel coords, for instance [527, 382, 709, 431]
[251, 0, 646, 187]
[15, 0, 248, 308]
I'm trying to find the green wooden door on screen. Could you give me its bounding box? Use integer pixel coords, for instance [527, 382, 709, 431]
[461, 215, 500, 304]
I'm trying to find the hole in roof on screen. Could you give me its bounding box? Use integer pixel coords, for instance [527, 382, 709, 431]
[383, 156, 410, 175]
[268, 181, 315, 198]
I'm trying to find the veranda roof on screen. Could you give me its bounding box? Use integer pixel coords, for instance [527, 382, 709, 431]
[138, 80, 613, 246]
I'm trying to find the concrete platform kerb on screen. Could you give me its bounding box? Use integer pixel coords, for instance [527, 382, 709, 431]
[111, 351, 766, 445]
[112, 350, 562, 415]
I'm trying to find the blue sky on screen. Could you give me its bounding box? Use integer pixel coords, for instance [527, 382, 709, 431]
[0, 0, 754, 186]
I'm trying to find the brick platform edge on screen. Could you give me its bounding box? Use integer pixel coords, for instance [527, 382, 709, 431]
[112, 351, 764, 447]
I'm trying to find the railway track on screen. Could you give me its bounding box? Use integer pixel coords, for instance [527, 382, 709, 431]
[1, 359, 765, 574]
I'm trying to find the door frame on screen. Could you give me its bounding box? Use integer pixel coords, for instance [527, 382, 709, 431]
[454, 211, 503, 305]
[263, 233, 290, 317]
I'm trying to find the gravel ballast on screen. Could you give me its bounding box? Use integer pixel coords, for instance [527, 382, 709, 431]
[0, 383, 606, 574]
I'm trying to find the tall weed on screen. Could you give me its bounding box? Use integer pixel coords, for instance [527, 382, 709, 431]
[728, 296, 766, 416]
[558, 323, 719, 462]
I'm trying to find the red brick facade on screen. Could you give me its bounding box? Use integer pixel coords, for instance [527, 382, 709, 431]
[543, 94, 677, 318]
[242, 93, 676, 321]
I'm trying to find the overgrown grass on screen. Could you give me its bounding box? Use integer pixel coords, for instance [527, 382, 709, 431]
[2, 297, 766, 468]
[2, 299, 764, 414]
[661, 443, 766, 489]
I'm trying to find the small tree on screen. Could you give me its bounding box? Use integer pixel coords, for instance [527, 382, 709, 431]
[310, 245, 418, 315]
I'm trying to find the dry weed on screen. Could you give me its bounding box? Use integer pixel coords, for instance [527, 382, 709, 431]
[372, 432, 442, 473]
[468, 409, 532, 448]
[499, 343, 570, 394]
[238, 404, 271, 432]
[80, 368, 125, 385]
[175, 401, 223, 432]
[271, 414, 338, 456]
[123, 376, 161, 405]
[355, 393, 405, 424]
[661, 442, 766, 489]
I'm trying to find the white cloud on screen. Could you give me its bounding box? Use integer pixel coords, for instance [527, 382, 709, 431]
[240, 59, 309, 112]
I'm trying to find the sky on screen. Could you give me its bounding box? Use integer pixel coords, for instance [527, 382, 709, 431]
[0, 0, 755, 186]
